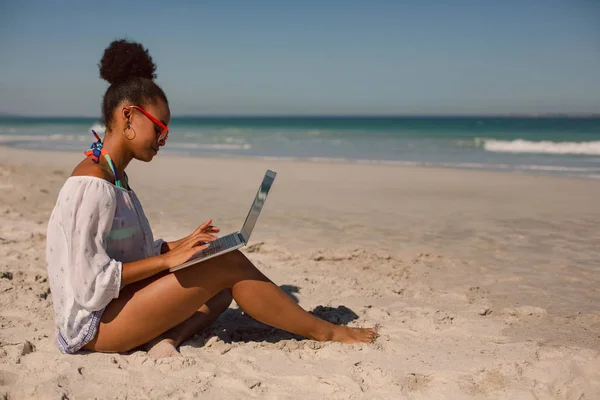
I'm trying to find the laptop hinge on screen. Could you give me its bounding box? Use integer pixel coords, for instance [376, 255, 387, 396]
[238, 232, 246, 244]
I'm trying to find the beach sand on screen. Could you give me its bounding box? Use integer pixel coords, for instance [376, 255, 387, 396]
[1, 146, 599, 399]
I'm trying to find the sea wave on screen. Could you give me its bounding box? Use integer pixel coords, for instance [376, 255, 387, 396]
[166, 142, 252, 151]
[250, 156, 600, 173]
[90, 123, 106, 133]
[0, 134, 251, 151]
[477, 138, 600, 155]
[0, 134, 89, 142]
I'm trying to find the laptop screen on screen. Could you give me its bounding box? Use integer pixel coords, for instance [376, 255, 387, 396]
[240, 170, 276, 242]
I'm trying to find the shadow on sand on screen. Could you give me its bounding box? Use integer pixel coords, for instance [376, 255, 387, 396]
[189, 284, 360, 346]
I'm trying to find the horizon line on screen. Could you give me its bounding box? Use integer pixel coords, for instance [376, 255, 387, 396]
[2, 113, 600, 119]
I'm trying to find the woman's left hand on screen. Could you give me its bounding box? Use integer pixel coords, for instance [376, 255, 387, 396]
[163, 219, 220, 254]
[191, 219, 220, 236]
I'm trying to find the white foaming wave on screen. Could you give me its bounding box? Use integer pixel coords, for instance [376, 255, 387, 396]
[221, 128, 244, 134]
[223, 136, 248, 145]
[0, 134, 89, 142]
[166, 142, 252, 151]
[0, 134, 252, 151]
[253, 156, 600, 175]
[90, 123, 106, 133]
[477, 138, 600, 155]
[0, 128, 17, 133]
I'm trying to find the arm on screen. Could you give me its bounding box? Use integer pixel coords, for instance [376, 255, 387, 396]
[155, 219, 219, 255]
[59, 178, 215, 311]
[120, 255, 168, 286]
[159, 239, 180, 255]
[127, 233, 217, 286]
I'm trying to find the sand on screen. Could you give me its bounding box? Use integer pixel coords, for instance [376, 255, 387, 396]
[1, 146, 599, 399]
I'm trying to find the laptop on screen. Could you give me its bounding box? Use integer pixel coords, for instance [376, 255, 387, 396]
[169, 170, 277, 272]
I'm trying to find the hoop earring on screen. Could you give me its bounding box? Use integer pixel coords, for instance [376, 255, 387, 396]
[123, 125, 136, 140]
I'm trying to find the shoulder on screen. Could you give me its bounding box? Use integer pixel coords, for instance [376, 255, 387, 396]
[58, 160, 120, 205]
[71, 158, 111, 181]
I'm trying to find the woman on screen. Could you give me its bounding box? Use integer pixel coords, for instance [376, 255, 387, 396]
[46, 40, 376, 357]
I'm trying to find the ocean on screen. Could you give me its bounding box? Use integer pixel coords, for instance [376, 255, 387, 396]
[1, 116, 599, 179]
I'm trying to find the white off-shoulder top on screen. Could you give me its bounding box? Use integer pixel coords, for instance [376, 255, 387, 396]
[45, 176, 164, 353]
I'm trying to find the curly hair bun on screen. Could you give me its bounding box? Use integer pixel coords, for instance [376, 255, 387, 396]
[99, 39, 157, 85]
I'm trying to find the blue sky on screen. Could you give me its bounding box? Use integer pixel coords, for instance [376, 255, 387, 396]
[1, 0, 599, 116]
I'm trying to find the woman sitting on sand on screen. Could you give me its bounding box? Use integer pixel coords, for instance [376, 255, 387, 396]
[45, 39, 376, 357]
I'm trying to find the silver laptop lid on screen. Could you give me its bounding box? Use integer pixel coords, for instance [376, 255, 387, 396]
[240, 170, 276, 243]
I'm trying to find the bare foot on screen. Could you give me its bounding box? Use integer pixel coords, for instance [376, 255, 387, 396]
[320, 326, 378, 344]
[145, 338, 183, 358]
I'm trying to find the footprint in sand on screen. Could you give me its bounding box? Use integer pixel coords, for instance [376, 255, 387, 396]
[0, 370, 18, 386]
[362, 305, 392, 322]
[466, 286, 490, 304]
[409, 309, 456, 332]
[400, 372, 432, 394]
[193, 371, 217, 393]
[459, 367, 506, 396]
[502, 306, 547, 324]
[351, 361, 397, 392]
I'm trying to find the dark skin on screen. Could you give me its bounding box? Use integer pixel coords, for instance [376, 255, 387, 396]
[73, 97, 376, 356]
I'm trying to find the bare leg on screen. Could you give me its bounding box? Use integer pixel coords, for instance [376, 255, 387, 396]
[146, 289, 233, 358]
[84, 250, 376, 353]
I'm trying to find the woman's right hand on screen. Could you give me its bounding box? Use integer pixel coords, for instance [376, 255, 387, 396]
[160, 232, 217, 270]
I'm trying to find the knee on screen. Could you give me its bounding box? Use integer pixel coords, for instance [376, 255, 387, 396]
[229, 249, 250, 265]
[210, 289, 233, 313]
[216, 249, 268, 286]
[220, 288, 233, 305]
[222, 250, 256, 274]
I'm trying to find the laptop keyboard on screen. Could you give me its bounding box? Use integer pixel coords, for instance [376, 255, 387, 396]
[202, 233, 241, 257]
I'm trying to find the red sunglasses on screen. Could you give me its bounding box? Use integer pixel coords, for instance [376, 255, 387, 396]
[125, 105, 169, 143]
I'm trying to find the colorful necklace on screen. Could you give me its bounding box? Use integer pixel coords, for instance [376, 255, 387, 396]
[84, 130, 128, 189]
